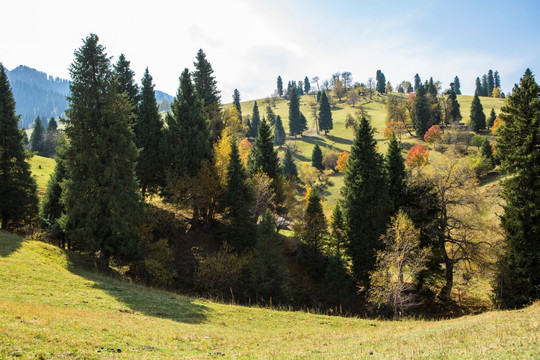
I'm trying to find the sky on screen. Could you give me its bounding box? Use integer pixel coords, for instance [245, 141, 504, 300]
[2, 0, 539, 102]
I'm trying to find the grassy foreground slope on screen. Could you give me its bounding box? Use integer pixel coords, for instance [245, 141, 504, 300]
[1, 233, 538, 359]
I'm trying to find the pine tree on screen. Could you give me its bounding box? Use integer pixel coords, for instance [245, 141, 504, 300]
[265, 105, 276, 127]
[413, 84, 430, 137]
[330, 203, 347, 259]
[304, 76, 311, 94]
[453, 76, 461, 95]
[481, 75, 489, 96]
[247, 119, 280, 179]
[323, 255, 354, 307]
[113, 54, 139, 110]
[480, 138, 494, 167]
[282, 148, 298, 180]
[222, 138, 255, 250]
[376, 70, 386, 93]
[414, 74, 421, 92]
[249, 101, 260, 138]
[135, 68, 165, 198]
[30, 117, 45, 155]
[447, 88, 462, 124]
[232, 89, 242, 121]
[166, 68, 211, 178]
[252, 209, 290, 303]
[488, 108, 497, 128]
[318, 91, 333, 135]
[386, 133, 406, 213]
[61, 34, 142, 267]
[288, 87, 305, 137]
[311, 144, 323, 170]
[193, 49, 222, 142]
[46, 117, 58, 132]
[488, 69, 495, 97]
[277, 75, 283, 96]
[427, 77, 437, 96]
[469, 92, 486, 131]
[494, 69, 540, 308]
[299, 191, 328, 276]
[494, 70, 501, 89]
[0, 64, 38, 230]
[475, 77, 483, 97]
[273, 115, 285, 146]
[342, 117, 390, 286]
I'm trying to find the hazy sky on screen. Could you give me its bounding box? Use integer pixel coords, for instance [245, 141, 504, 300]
[2, 0, 539, 102]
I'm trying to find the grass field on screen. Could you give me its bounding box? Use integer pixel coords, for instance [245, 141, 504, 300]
[1, 232, 538, 359]
[29, 155, 55, 198]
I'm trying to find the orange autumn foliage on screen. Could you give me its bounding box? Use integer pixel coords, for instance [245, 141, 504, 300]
[406, 144, 429, 167]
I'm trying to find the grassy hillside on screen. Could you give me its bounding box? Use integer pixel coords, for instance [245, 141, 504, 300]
[238, 93, 505, 213]
[29, 155, 55, 198]
[1, 232, 538, 359]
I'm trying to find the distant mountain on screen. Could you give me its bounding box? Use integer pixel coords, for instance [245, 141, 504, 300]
[6, 65, 174, 129]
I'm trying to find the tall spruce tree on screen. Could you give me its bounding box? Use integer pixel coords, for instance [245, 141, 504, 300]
[43, 117, 59, 157]
[222, 138, 255, 250]
[376, 70, 386, 93]
[62, 34, 142, 267]
[475, 77, 483, 97]
[265, 105, 276, 127]
[494, 70, 501, 89]
[488, 108, 497, 128]
[342, 117, 390, 286]
[386, 133, 406, 213]
[135, 68, 165, 198]
[299, 190, 328, 275]
[282, 148, 298, 180]
[481, 75, 489, 96]
[447, 88, 462, 124]
[247, 119, 279, 179]
[288, 87, 305, 137]
[453, 76, 461, 95]
[469, 92, 486, 131]
[249, 101, 261, 138]
[252, 209, 290, 303]
[304, 76, 311, 94]
[413, 84, 430, 137]
[0, 64, 38, 230]
[273, 115, 285, 146]
[318, 91, 333, 135]
[494, 69, 540, 308]
[113, 54, 139, 111]
[166, 68, 211, 179]
[277, 75, 283, 96]
[30, 117, 45, 155]
[414, 74, 421, 92]
[487, 69, 495, 97]
[193, 49, 222, 142]
[311, 144, 323, 170]
[232, 89, 242, 121]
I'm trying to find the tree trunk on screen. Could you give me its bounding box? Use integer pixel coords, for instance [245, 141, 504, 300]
[439, 258, 454, 303]
[96, 251, 111, 272]
[1, 217, 7, 230]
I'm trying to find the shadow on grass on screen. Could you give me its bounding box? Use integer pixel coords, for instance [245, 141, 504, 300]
[326, 135, 353, 147]
[0, 231, 24, 257]
[65, 250, 210, 324]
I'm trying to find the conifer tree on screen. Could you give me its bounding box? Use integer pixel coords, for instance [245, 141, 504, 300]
[342, 117, 390, 286]
[273, 115, 285, 146]
[304, 76, 311, 94]
[22, 131, 29, 147]
[252, 209, 290, 303]
[277, 75, 283, 96]
[318, 91, 333, 135]
[447, 88, 462, 124]
[488, 108, 497, 128]
[481, 75, 489, 96]
[475, 77, 483, 97]
[413, 84, 430, 137]
[47, 117, 58, 132]
[494, 69, 540, 308]
[386, 133, 406, 213]
[30, 117, 45, 155]
[311, 144, 323, 170]
[494, 71, 501, 89]
[427, 77, 437, 96]
[469, 92, 486, 131]
[222, 138, 255, 250]
[193, 49, 222, 142]
[113, 54, 139, 110]
[43, 117, 60, 157]
[62, 34, 142, 267]
[282, 148, 298, 180]
[488, 69, 495, 97]
[232, 89, 242, 121]
[299, 191, 328, 275]
[453, 76, 461, 95]
[288, 87, 305, 137]
[376, 70, 386, 93]
[249, 101, 261, 138]
[266, 105, 276, 127]
[0, 64, 38, 230]
[481, 138, 494, 167]
[135, 68, 165, 198]
[247, 118, 280, 180]
[414, 74, 421, 92]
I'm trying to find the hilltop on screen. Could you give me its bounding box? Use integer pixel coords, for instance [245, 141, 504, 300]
[1, 232, 538, 359]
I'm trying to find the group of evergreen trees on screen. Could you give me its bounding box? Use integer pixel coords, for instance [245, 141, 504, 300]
[28, 116, 59, 157]
[475, 70, 501, 97]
